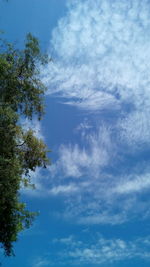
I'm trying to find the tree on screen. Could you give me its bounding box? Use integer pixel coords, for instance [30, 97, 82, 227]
[0, 33, 50, 256]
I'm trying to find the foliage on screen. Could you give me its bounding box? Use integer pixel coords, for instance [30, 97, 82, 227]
[0, 34, 50, 256]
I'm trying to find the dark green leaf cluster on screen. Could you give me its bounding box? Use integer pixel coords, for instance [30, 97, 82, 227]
[0, 34, 50, 256]
[0, 33, 48, 119]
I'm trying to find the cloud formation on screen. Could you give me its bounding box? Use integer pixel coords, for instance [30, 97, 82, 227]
[41, 0, 150, 150]
[43, 0, 150, 113]
[115, 173, 150, 194]
[38, 0, 150, 226]
[50, 125, 113, 178]
[34, 235, 150, 266]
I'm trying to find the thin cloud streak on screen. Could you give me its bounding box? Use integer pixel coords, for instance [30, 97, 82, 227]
[115, 174, 150, 194]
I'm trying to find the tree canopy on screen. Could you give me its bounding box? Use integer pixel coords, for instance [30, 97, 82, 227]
[0, 33, 50, 256]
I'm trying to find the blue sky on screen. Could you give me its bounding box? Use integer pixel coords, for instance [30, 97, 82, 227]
[1, 0, 150, 266]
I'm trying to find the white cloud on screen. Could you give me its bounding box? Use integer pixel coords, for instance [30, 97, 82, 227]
[23, 123, 150, 225]
[25, 168, 150, 225]
[78, 213, 127, 225]
[35, 235, 150, 266]
[74, 118, 93, 137]
[52, 235, 74, 245]
[33, 258, 51, 267]
[22, 120, 150, 225]
[75, 119, 92, 132]
[50, 125, 113, 179]
[41, 0, 150, 152]
[42, 0, 150, 113]
[49, 184, 79, 195]
[115, 173, 150, 194]
[119, 110, 150, 148]
[68, 236, 150, 264]
[31, 0, 150, 227]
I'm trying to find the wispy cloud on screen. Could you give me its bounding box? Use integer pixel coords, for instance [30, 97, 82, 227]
[74, 118, 93, 138]
[33, 258, 51, 267]
[50, 125, 114, 178]
[24, 122, 150, 225]
[119, 110, 150, 149]
[49, 184, 79, 195]
[33, 235, 150, 266]
[115, 173, 150, 194]
[32, 0, 150, 226]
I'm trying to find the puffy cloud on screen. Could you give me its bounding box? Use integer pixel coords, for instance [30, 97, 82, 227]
[42, 0, 150, 113]
[41, 0, 150, 151]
